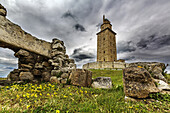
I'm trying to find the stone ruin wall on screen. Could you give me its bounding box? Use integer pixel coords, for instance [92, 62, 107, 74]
[83, 61, 129, 69]
[8, 38, 76, 84]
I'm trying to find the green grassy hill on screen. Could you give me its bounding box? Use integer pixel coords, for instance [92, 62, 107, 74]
[0, 69, 169, 112]
[90, 69, 123, 86]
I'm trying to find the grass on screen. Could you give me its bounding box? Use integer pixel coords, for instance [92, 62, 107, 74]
[89, 69, 123, 86]
[165, 73, 170, 83]
[0, 69, 169, 113]
[0, 78, 7, 80]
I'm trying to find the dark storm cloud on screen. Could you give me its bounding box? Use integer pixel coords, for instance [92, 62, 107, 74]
[117, 41, 136, 53]
[73, 24, 86, 32]
[136, 34, 170, 50]
[71, 46, 95, 62]
[62, 11, 86, 32]
[62, 10, 77, 21]
[136, 34, 156, 49]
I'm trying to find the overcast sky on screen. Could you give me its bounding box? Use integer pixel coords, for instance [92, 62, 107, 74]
[0, 0, 170, 77]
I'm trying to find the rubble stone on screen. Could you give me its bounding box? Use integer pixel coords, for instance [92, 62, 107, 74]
[123, 66, 159, 98]
[91, 77, 112, 89]
[69, 69, 92, 87]
[19, 72, 34, 81]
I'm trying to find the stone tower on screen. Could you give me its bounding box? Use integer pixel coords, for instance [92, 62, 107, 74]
[97, 15, 117, 62]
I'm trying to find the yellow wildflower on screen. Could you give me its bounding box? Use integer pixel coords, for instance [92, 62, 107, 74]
[80, 90, 83, 94]
[56, 110, 60, 113]
[64, 95, 68, 98]
[129, 106, 132, 109]
[94, 94, 98, 97]
[47, 93, 50, 96]
[138, 66, 142, 68]
[85, 91, 87, 94]
[69, 93, 72, 96]
[23, 94, 26, 97]
[27, 105, 30, 109]
[34, 94, 37, 98]
[31, 94, 34, 97]
[16, 95, 20, 98]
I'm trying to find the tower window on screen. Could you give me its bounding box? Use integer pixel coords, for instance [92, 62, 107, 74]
[104, 58, 105, 61]
[103, 51, 105, 54]
[103, 38, 105, 40]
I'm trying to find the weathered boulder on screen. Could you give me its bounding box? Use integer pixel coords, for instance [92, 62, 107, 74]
[61, 73, 69, 79]
[129, 62, 167, 82]
[50, 76, 60, 84]
[91, 77, 112, 89]
[7, 69, 20, 81]
[42, 61, 49, 67]
[51, 50, 64, 57]
[151, 66, 167, 82]
[61, 78, 67, 84]
[123, 66, 159, 98]
[35, 63, 43, 69]
[69, 69, 92, 87]
[51, 70, 61, 76]
[19, 72, 34, 81]
[52, 43, 65, 50]
[14, 49, 30, 57]
[52, 38, 64, 45]
[20, 64, 33, 69]
[0, 4, 7, 16]
[42, 72, 51, 82]
[33, 69, 41, 76]
[154, 79, 170, 91]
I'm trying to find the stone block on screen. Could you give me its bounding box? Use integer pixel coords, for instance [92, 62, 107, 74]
[61, 78, 67, 84]
[32, 69, 41, 75]
[0, 4, 7, 16]
[51, 70, 61, 77]
[20, 64, 32, 69]
[42, 71, 51, 82]
[35, 63, 43, 69]
[123, 66, 159, 98]
[61, 73, 69, 79]
[19, 72, 34, 81]
[50, 76, 60, 84]
[42, 61, 49, 67]
[91, 77, 112, 89]
[69, 69, 92, 87]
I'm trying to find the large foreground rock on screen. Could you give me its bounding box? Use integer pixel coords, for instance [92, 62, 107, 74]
[123, 66, 159, 98]
[91, 77, 112, 89]
[69, 69, 92, 87]
[129, 62, 167, 82]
